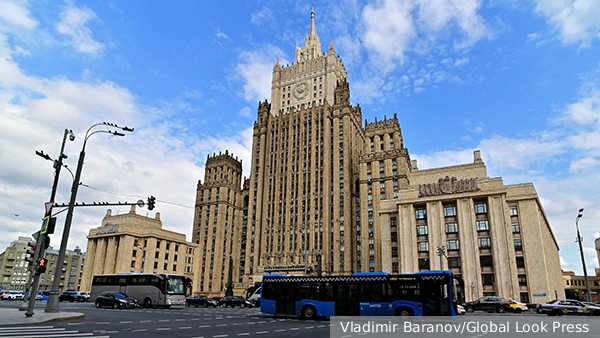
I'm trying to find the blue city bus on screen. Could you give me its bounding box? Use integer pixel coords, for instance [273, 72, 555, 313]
[260, 271, 464, 319]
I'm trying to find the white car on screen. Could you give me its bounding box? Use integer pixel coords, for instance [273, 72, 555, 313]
[2, 291, 24, 301]
[457, 304, 466, 315]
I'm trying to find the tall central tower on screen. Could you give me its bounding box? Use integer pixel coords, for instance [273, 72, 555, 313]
[269, 9, 348, 115]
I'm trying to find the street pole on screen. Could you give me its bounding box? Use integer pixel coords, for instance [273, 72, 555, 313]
[22, 129, 74, 316]
[575, 209, 592, 302]
[436, 245, 446, 270]
[46, 122, 132, 313]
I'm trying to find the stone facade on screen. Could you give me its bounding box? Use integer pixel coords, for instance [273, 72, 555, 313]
[0, 237, 85, 292]
[189, 10, 563, 302]
[378, 152, 564, 304]
[79, 206, 197, 292]
[562, 270, 600, 302]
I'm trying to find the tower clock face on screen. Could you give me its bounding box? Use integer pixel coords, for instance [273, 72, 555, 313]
[294, 82, 309, 100]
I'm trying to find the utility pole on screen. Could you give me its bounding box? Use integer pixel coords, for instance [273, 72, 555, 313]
[22, 129, 74, 316]
[575, 209, 592, 302]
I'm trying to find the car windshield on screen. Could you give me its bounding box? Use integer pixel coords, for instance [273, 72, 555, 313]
[113, 293, 130, 299]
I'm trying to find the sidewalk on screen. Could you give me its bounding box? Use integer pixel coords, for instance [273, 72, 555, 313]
[0, 308, 83, 326]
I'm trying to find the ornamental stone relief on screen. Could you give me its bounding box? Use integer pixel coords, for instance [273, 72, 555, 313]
[97, 223, 119, 235]
[419, 176, 480, 197]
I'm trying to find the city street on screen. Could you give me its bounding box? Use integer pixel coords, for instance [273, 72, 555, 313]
[0, 301, 331, 338]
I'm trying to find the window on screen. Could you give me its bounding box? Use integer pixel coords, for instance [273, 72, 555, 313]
[415, 209, 426, 220]
[418, 242, 429, 252]
[416, 225, 428, 236]
[379, 171, 384, 178]
[368, 204, 373, 211]
[448, 257, 461, 268]
[514, 239, 523, 251]
[480, 256, 493, 267]
[380, 182, 385, 189]
[391, 247, 398, 257]
[518, 275, 527, 286]
[390, 142, 394, 149]
[482, 274, 495, 285]
[391, 232, 397, 242]
[475, 203, 487, 214]
[379, 161, 384, 168]
[367, 173, 372, 180]
[380, 192, 386, 199]
[509, 206, 518, 216]
[512, 222, 520, 233]
[478, 238, 491, 249]
[445, 222, 458, 233]
[447, 240, 459, 250]
[418, 258, 430, 270]
[516, 257, 525, 269]
[476, 220, 489, 231]
[367, 163, 372, 170]
[444, 206, 456, 217]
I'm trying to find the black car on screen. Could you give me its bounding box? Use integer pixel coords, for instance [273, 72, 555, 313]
[463, 296, 512, 313]
[186, 295, 218, 308]
[217, 295, 253, 308]
[59, 291, 86, 302]
[95, 292, 137, 309]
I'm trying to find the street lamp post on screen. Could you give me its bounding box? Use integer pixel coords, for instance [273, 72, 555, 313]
[45, 122, 133, 313]
[575, 208, 592, 302]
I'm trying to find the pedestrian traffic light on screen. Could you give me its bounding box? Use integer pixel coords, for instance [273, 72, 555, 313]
[37, 258, 48, 274]
[148, 195, 156, 210]
[25, 242, 37, 264]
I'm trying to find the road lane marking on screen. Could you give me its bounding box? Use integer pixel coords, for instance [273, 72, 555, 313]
[120, 321, 133, 324]
[180, 327, 192, 329]
[256, 331, 268, 334]
[275, 329, 286, 332]
[237, 334, 250, 336]
[157, 328, 171, 331]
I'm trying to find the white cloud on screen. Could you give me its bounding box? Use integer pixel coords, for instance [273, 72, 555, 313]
[239, 106, 252, 118]
[0, 0, 38, 32]
[235, 45, 286, 103]
[55, 5, 104, 55]
[453, 57, 469, 67]
[570, 157, 600, 172]
[250, 7, 274, 26]
[560, 256, 572, 268]
[532, 0, 600, 47]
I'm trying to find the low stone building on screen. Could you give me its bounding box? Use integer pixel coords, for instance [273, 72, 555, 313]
[378, 151, 564, 304]
[79, 206, 197, 292]
[562, 269, 600, 302]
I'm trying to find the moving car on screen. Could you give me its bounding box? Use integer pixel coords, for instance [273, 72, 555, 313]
[59, 291, 87, 302]
[537, 299, 592, 316]
[35, 292, 44, 301]
[456, 304, 466, 315]
[2, 291, 24, 301]
[186, 295, 218, 307]
[508, 300, 529, 313]
[581, 302, 600, 315]
[463, 296, 512, 313]
[95, 292, 138, 309]
[217, 295, 253, 308]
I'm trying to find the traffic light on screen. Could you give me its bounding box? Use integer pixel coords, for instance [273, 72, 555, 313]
[148, 195, 156, 210]
[37, 258, 48, 274]
[25, 242, 37, 265]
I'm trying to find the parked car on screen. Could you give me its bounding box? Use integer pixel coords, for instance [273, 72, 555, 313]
[217, 295, 253, 308]
[95, 292, 138, 309]
[508, 300, 529, 313]
[2, 291, 24, 301]
[537, 299, 592, 316]
[210, 296, 222, 303]
[463, 296, 512, 313]
[456, 304, 466, 315]
[59, 291, 86, 302]
[81, 292, 91, 302]
[186, 295, 218, 308]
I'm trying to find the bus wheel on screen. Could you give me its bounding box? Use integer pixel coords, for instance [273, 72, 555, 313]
[301, 305, 317, 319]
[143, 298, 152, 308]
[395, 307, 413, 317]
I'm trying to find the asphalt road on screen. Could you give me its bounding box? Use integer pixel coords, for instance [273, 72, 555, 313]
[0, 300, 332, 338]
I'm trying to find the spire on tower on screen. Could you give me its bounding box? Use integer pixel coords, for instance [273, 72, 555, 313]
[309, 7, 317, 37]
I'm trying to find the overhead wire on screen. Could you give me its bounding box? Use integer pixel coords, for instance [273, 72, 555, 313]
[79, 183, 194, 209]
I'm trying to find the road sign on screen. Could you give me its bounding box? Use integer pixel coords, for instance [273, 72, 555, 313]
[45, 201, 54, 216]
[40, 216, 50, 235]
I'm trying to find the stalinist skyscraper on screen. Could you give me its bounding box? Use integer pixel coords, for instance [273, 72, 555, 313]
[192, 10, 412, 294]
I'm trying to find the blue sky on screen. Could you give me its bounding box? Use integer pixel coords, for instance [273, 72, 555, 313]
[1, 0, 599, 275]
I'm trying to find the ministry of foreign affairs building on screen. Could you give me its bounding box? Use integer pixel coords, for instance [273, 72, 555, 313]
[192, 11, 563, 303]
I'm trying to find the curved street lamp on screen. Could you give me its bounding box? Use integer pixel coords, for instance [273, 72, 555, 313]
[575, 208, 592, 302]
[45, 122, 133, 313]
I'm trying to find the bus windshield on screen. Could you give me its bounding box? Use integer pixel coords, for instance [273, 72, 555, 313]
[166, 276, 186, 295]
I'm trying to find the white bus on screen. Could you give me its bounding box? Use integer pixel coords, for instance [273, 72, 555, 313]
[90, 273, 190, 308]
